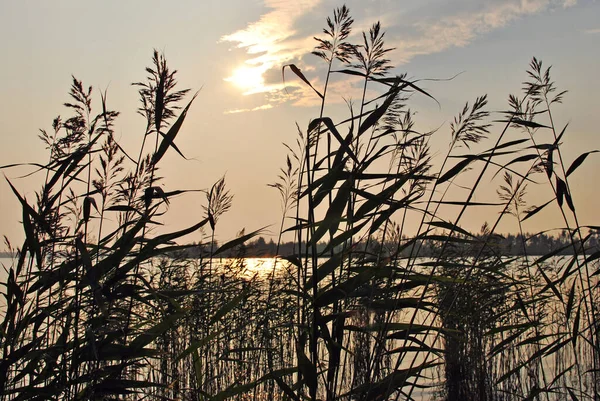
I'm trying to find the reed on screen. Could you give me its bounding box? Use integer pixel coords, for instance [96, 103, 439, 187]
[0, 6, 598, 401]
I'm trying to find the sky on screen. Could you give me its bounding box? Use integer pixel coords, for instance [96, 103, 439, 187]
[0, 0, 599, 247]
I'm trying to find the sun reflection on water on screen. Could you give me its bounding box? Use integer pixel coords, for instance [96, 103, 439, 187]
[224, 257, 291, 279]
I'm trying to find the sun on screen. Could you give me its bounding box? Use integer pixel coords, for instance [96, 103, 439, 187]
[226, 65, 265, 93]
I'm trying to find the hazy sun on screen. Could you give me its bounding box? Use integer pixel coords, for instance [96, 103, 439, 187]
[226, 65, 265, 93]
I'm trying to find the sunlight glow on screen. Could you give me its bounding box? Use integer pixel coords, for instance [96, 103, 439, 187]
[220, 0, 320, 99]
[225, 65, 267, 94]
[235, 258, 290, 279]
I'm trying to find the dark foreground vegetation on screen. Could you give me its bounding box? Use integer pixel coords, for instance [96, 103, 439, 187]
[1, 5, 599, 401]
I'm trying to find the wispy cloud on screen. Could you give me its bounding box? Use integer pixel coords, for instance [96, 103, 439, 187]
[224, 104, 274, 115]
[584, 28, 600, 34]
[393, 0, 577, 62]
[221, 0, 580, 111]
[220, 0, 321, 96]
[284, 75, 365, 108]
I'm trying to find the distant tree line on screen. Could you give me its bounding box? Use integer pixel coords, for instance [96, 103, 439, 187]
[2, 229, 596, 260]
[174, 228, 600, 258]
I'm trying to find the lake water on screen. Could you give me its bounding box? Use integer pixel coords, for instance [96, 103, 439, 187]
[0, 255, 596, 399]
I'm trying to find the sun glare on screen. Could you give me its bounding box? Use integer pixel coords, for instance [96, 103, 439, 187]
[226, 65, 266, 93]
[232, 258, 290, 279]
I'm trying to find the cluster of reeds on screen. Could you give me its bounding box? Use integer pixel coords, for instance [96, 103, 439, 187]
[0, 50, 267, 400]
[1, 5, 599, 401]
[271, 6, 599, 401]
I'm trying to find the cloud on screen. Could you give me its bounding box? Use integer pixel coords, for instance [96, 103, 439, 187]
[221, 0, 581, 110]
[393, 0, 577, 62]
[286, 75, 365, 108]
[220, 0, 321, 96]
[584, 28, 600, 34]
[224, 104, 274, 115]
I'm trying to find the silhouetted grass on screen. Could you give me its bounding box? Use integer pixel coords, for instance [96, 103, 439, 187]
[1, 5, 599, 401]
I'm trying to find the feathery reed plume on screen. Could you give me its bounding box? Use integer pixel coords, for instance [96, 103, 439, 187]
[269, 153, 298, 254]
[497, 172, 528, 217]
[312, 5, 355, 64]
[450, 95, 491, 149]
[350, 21, 394, 78]
[204, 175, 234, 229]
[134, 50, 190, 136]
